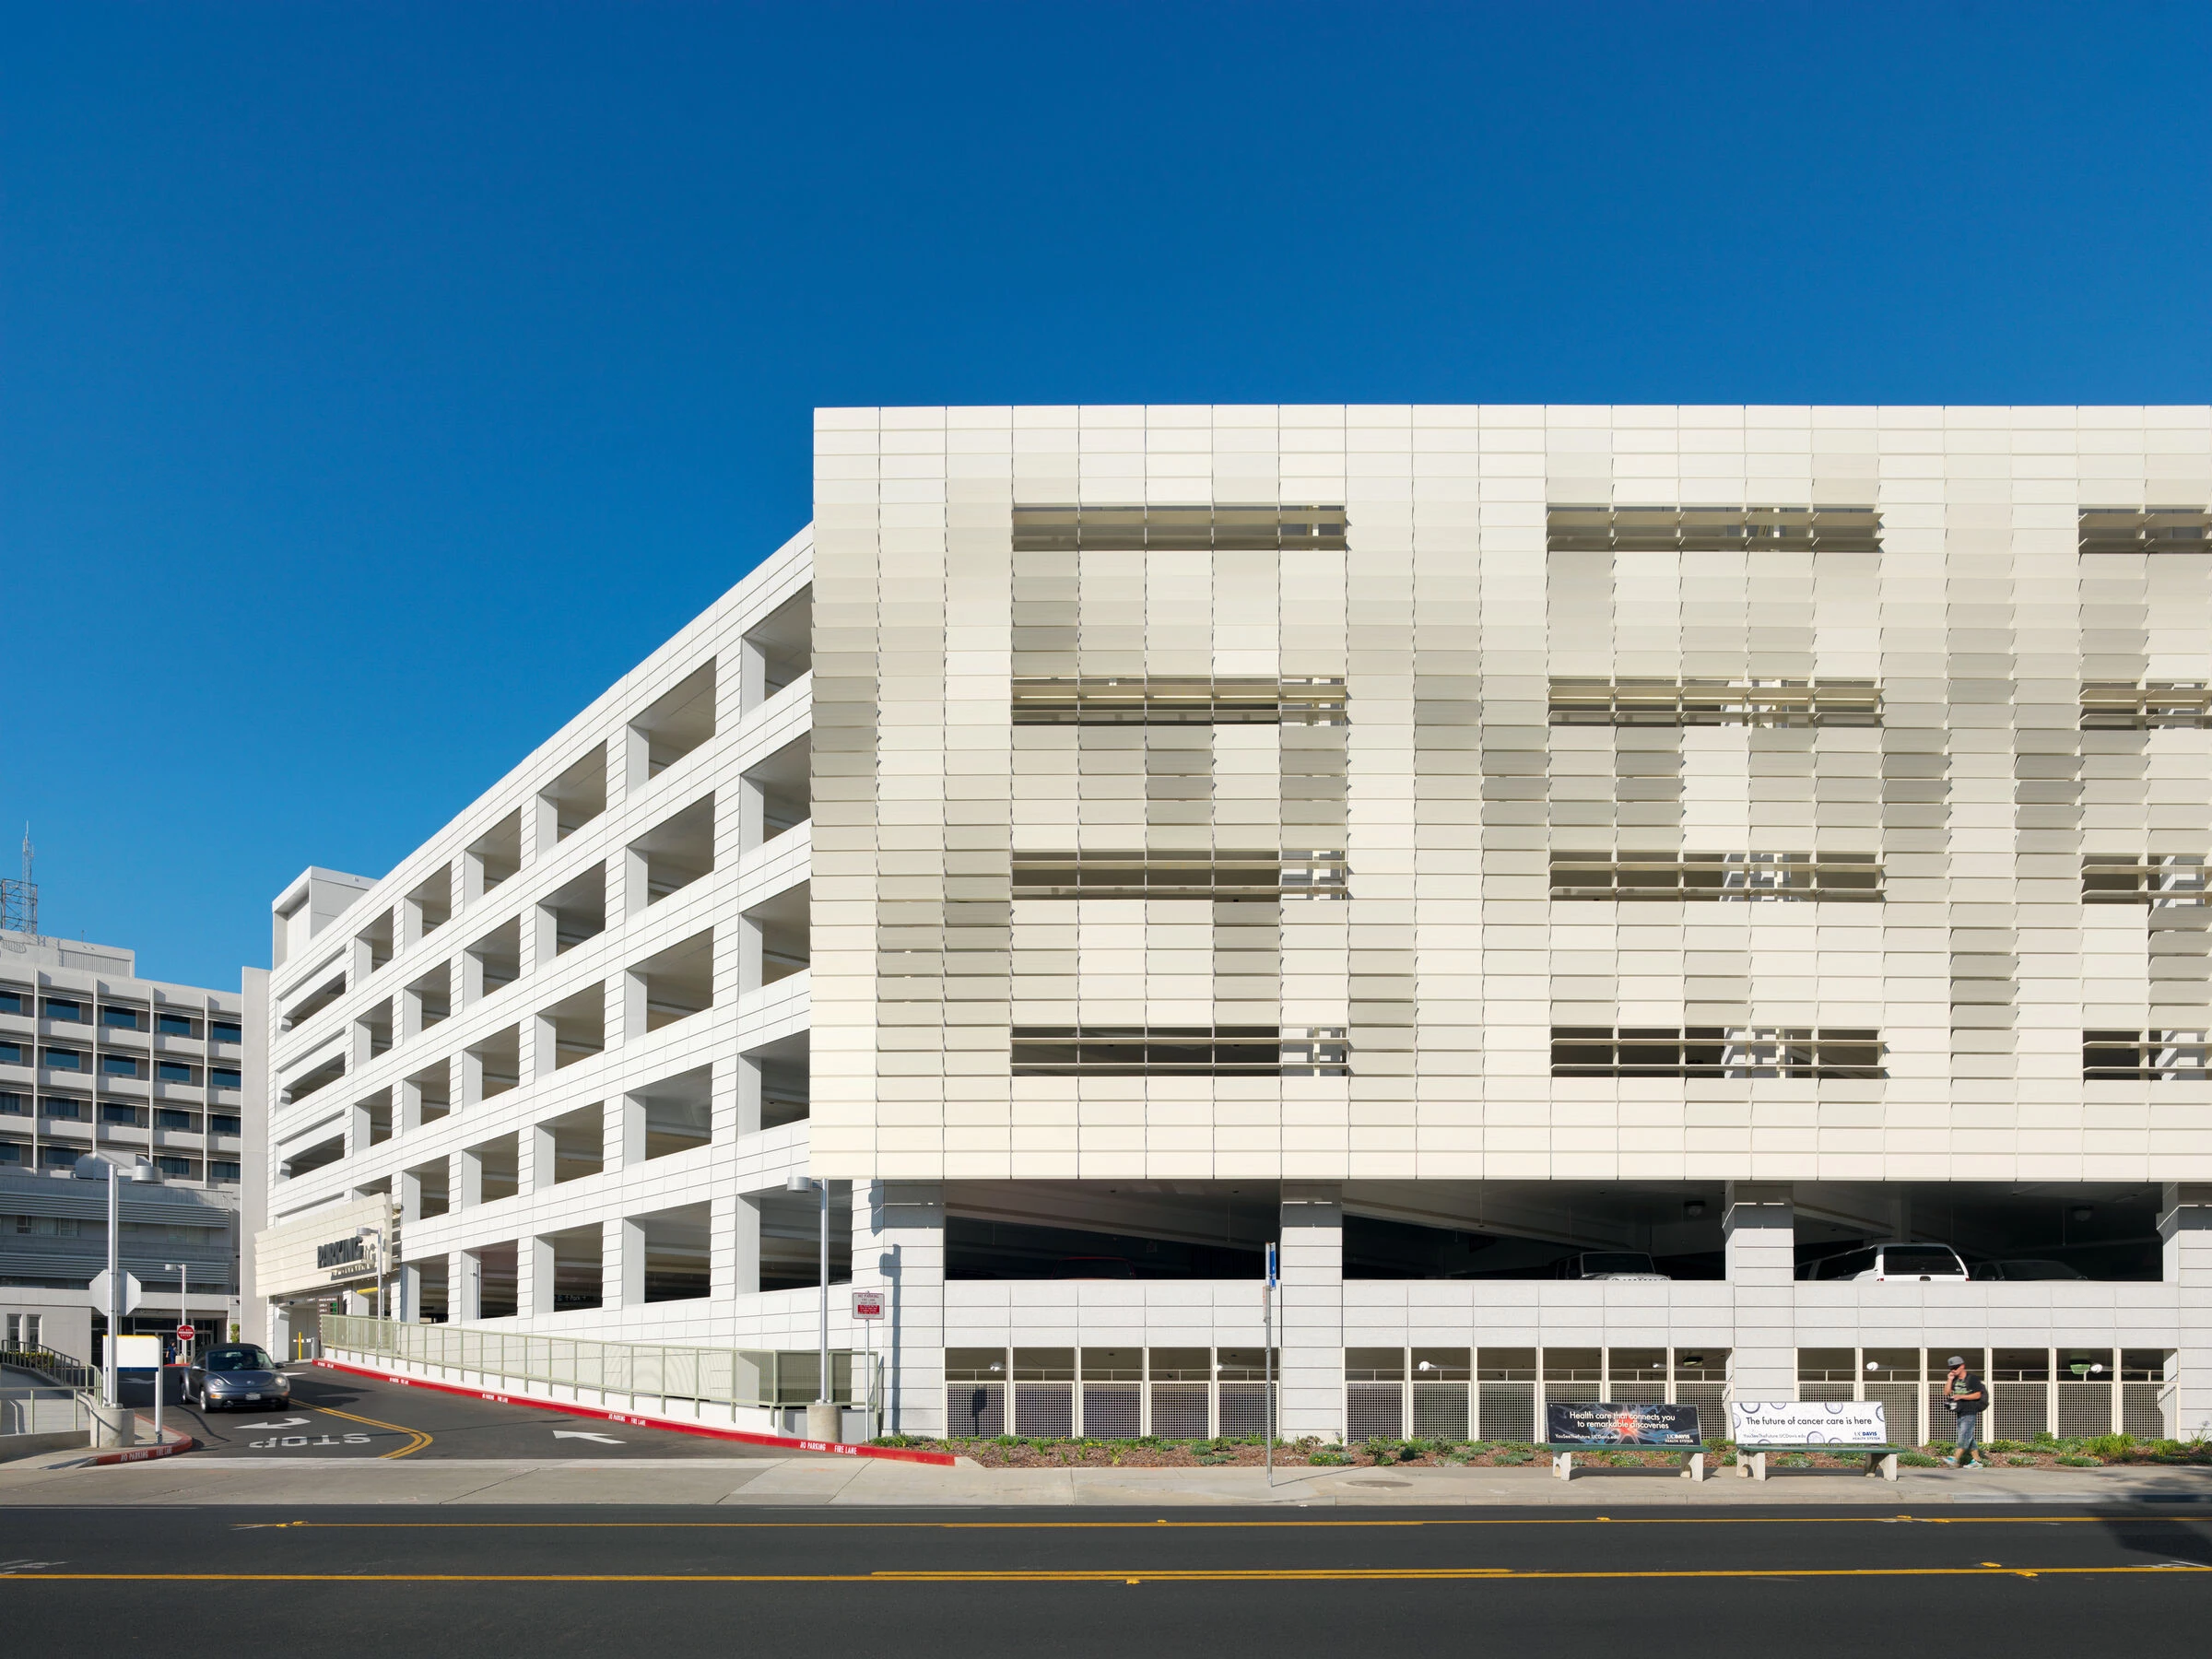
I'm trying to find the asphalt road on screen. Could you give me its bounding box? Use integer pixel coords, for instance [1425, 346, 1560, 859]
[3, 1505, 2209, 1658]
[132, 1364, 796, 1460]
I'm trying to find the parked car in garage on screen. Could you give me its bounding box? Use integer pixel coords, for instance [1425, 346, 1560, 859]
[186, 1344, 291, 1411]
[1969, 1258, 2088, 1281]
[1551, 1251, 1670, 1281]
[1798, 1242, 1970, 1281]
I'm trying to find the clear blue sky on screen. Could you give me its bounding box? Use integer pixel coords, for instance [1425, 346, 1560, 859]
[5, 3, 2207, 990]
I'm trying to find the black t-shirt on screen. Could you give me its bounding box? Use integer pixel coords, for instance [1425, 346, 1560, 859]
[1950, 1374, 1987, 1417]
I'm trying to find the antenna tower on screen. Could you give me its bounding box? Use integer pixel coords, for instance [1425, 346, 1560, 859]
[0, 825, 36, 939]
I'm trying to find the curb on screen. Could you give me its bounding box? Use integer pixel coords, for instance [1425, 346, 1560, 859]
[311, 1357, 958, 1465]
[88, 1432, 198, 1467]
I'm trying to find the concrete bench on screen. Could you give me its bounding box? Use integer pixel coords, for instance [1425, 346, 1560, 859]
[1544, 1443, 1708, 1482]
[1738, 1444, 1905, 1481]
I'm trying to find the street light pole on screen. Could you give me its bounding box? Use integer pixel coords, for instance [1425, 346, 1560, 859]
[102, 1160, 119, 1409]
[787, 1172, 832, 1436]
[163, 1259, 192, 1435]
[818, 1177, 829, 1410]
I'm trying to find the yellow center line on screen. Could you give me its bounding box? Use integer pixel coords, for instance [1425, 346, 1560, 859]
[251, 1514, 2193, 1531]
[299, 1403, 432, 1460]
[3, 1566, 2205, 1584]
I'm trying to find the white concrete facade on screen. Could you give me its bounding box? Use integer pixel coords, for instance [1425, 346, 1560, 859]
[264, 407, 2212, 1443]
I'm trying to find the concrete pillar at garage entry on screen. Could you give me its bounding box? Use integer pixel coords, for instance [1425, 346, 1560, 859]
[2160, 1182, 2212, 1438]
[1278, 1182, 1345, 1441]
[1725, 1182, 1796, 1403]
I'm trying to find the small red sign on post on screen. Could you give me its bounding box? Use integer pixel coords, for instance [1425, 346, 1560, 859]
[175, 1324, 196, 1344]
[851, 1289, 885, 1320]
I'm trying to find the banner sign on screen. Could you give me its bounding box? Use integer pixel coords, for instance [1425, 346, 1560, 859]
[1544, 1401, 1702, 1445]
[1729, 1400, 1888, 1445]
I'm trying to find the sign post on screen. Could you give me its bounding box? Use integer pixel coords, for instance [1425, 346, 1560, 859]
[1264, 1242, 1277, 1486]
[852, 1288, 885, 1441]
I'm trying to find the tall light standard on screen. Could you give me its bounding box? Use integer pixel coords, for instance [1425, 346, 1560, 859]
[164, 1258, 193, 1424]
[75, 1153, 157, 1410]
[786, 1172, 834, 1441]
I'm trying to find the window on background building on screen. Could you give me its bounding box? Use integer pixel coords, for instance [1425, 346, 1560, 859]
[1550, 1027, 1886, 1080]
[1547, 503, 1883, 555]
[0, 991, 27, 1016]
[209, 1160, 240, 1182]
[100, 1006, 141, 1030]
[2077, 506, 2212, 555]
[41, 1097, 84, 1120]
[0, 1091, 25, 1114]
[156, 1013, 194, 1037]
[0, 1041, 24, 1065]
[2084, 1031, 2211, 1081]
[100, 1103, 140, 1126]
[1550, 852, 1882, 902]
[1548, 678, 1882, 728]
[209, 1023, 241, 1044]
[209, 1114, 241, 1135]
[39, 1146, 79, 1169]
[42, 1049, 84, 1072]
[0, 1142, 21, 1166]
[152, 1157, 192, 1179]
[41, 999, 84, 1022]
[208, 1068, 241, 1089]
[157, 1062, 194, 1084]
[100, 1054, 141, 1078]
[155, 1109, 193, 1130]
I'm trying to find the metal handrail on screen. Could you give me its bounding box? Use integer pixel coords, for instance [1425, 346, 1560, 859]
[319, 1314, 871, 1413]
[0, 1346, 100, 1393]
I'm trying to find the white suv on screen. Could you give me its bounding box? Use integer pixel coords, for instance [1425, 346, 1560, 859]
[1800, 1242, 1969, 1282]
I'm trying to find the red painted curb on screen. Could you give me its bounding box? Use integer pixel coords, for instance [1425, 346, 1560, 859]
[89, 1433, 198, 1467]
[311, 1357, 959, 1465]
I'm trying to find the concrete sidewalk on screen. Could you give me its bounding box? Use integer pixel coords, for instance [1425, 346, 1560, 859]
[6, 1449, 2212, 1507]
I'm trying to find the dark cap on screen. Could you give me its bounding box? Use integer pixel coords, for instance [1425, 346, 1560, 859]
[1946, 1355, 1967, 1367]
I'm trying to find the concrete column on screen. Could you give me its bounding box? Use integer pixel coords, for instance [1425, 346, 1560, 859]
[460, 947, 486, 1007]
[395, 1263, 419, 1324]
[606, 1218, 645, 1311]
[713, 1193, 758, 1300]
[1278, 1182, 1343, 1441]
[401, 897, 426, 951]
[520, 1237, 551, 1320]
[524, 1011, 558, 1081]
[454, 1148, 481, 1212]
[2160, 1182, 2212, 1437]
[397, 1076, 424, 1135]
[736, 1054, 763, 1137]
[397, 1165, 423, 1225]
[738, 770, 767, 854]
[1726, 1181, 1797, 1402]
[453, 1249, 480, 1324]
[620, 726, 652, 797]
[462, 852, 488, 909]
[618, 971, 649, 1044]
[525, 794, 559, 861]
[459, 1044, 485, 1109]
[524, 1122, 554, 1194]
[738, 634, 768, 715]
[612, 1091, 646, 1170]
[345, 1100, 371, 1159]
[737, 912, 764, 994]
[851, 1180, 944, 1437]
[526, 902, 559, 977]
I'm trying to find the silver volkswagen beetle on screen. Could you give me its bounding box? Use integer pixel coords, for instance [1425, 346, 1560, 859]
[186, 1343, 292, 1412]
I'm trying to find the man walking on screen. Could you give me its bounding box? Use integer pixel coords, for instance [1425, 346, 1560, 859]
[1942, 1354, 1987, 1468]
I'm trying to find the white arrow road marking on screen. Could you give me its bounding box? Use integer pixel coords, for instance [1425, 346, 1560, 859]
[552, 1430, 625, 1443]
[0, 1560, 65, 1573]
[231, 1418, 311, 1430]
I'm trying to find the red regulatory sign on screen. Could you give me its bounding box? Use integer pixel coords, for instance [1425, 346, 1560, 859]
[851, 1290, 885, 1320]
[175, 1325, 196, 1343]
